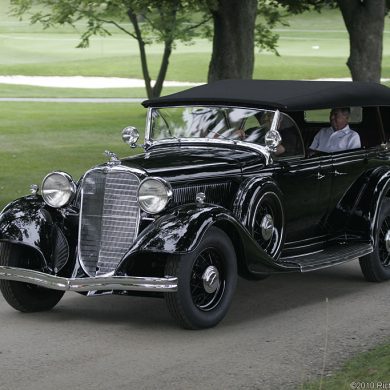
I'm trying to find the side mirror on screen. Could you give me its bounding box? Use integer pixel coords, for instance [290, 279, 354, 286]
[122, 126, 140, 148]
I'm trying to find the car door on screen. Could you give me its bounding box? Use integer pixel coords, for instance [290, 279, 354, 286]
[327, 149, 369, 229]
[271, 114, 334, 241]
[273, 153, 333, 242]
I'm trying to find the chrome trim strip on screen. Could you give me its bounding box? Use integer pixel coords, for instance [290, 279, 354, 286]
[0, 266, 178, 292]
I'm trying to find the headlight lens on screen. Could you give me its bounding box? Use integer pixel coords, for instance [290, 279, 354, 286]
[41, 172, 76, 208]
[138, 178, 172, 214]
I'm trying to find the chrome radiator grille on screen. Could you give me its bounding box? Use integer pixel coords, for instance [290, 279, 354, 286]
[79, 168, 140, 276]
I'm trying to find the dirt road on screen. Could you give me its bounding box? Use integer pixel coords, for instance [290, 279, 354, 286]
[0, 260, 388, 389]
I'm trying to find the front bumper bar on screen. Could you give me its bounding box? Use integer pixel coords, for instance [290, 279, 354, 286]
[0, 266, 178, 293]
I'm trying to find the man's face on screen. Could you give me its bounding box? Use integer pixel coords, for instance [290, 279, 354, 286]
[330, 109, 349, 131]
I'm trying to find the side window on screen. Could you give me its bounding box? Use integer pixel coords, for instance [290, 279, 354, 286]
[275, 114, 305, 158]
[304, 107, 362, 123]
[242, 115, 262, 131]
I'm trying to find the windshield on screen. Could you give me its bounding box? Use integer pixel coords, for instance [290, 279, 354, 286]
[149, 106, 276, 145]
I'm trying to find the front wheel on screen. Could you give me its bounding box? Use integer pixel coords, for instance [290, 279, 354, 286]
[164, 227, 237, 329]
[359, 200, 390, 282]
[0, 243, 64, 312]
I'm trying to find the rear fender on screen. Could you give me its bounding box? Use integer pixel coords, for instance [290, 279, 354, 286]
[328, 166, 390, 244]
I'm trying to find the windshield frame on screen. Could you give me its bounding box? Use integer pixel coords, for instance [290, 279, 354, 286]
[145, 105, 279, 148]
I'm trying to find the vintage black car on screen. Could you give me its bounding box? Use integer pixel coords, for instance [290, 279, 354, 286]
[1, 80, 390, 329]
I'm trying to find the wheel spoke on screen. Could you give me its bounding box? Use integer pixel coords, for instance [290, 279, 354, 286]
[189, 248, 225, 311]
[378, 217, 390, 268]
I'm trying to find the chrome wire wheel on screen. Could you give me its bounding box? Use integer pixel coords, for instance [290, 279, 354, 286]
[190, 248, 226, 311]
[252, 192, 284, 258]
[378, 216, 390, 268]
[164, 227, 237, 329]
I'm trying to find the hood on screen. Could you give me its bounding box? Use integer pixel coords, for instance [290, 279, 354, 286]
[120, 144, 265, 181]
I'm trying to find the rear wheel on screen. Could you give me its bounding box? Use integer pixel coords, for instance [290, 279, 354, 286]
[359, 200, 390, 282]
[164, 227, 237, 329]
[0, 243, 64, 312]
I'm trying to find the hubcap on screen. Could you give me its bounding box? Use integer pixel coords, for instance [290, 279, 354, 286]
[260, 214, 274, 241]
[385, 230, 390, 253]
[202, 265, 220, 294]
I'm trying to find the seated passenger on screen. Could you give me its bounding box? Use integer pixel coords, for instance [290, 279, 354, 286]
[309, 107, 361, 153]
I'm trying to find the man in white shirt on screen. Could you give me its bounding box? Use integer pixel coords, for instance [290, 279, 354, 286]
[309, 107, 361, 153]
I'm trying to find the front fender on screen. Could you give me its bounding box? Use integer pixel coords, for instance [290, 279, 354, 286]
[119, 203, 298, 275]
[0, 196, 74, 273]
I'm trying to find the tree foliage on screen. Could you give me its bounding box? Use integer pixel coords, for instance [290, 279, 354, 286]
[11, 0, 388, 93]
[11, 0, 211, 98]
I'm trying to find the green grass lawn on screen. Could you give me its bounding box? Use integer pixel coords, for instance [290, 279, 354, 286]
[0, 102, 145, 208]
[1, 1, 390, 87]
[0, 84, 184, 98]
[300, 341, 390, 389]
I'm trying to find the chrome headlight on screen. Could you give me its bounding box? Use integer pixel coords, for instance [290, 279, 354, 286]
[138, 177, 172, 214]
[41, 172, 76, 208]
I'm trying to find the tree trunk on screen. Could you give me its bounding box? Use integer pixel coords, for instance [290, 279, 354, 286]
[208, 0, 257, 82]
[127, 8, 153, 98]
[338, 0, 385, 82]
[152, 39, 173, 98]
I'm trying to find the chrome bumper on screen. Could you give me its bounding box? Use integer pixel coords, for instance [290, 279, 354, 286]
[0, 266, 178, 293]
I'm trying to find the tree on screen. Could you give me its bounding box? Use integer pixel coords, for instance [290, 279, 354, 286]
[10, 0, 210, 98]
[280, 0, 388, 82]
[206, 0, 327, 82]
[207, 0, 389, 83]
[337, 0, 386, 82]
[206, 0, 257, 82]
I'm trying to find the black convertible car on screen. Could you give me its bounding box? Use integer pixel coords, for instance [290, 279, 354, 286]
[1, 80, 390, 329]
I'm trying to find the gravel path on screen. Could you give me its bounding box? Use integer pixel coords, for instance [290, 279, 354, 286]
[0, 260, 389, 389]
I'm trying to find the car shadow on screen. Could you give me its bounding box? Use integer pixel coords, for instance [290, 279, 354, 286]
[226, 260, 371, 323]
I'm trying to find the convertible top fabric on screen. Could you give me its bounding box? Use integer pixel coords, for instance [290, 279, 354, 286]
[143, 80, 390, 110]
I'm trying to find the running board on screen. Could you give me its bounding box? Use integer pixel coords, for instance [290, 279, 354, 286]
[280, 242, 373, 272]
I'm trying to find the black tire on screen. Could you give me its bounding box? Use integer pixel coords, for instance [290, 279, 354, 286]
[359, 200, 390, 282]
[251, 190, 285, 259]
[0, 243, 64, 312]
[164, 227, 237, 329]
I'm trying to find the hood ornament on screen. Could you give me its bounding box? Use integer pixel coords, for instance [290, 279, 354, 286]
[104, 150, 121, 166]
[30, 184, 39, 195]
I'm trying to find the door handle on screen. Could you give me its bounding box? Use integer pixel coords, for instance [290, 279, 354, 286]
[333, 170, 347, 176]
[317, 172, 325, 180]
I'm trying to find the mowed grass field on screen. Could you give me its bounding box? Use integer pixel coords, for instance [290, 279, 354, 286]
[1, 0, 390, 88]
[0, 102, 146, 207]
[1, 1, 390, 205]
[1, 1, 390, 202]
